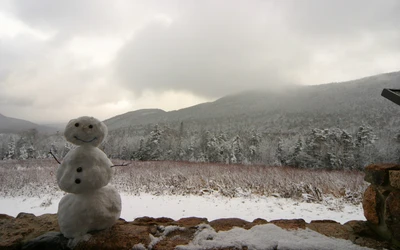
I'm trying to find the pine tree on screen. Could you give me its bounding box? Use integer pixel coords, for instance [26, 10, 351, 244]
[290, 137, 303, 167]
[231, 135, 244, 164]
[6, 138, 16, 160]
[19, 145, 28, 160]
[248, 131, 261, 163]
[340, 130, 355, 169]
[27, 145, 36, 159]
[354, 126, 377, 169]
[276, 139, 285, 166]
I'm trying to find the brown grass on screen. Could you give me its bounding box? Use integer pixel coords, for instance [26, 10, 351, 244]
[0, 159, 368, 204]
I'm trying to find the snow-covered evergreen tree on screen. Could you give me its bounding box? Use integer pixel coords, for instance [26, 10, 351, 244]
[19, 145, 28, 160]
[6, 138, 16, 160]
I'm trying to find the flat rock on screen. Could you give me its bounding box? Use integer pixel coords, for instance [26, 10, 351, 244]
[364, 164, 400, 185]
[389, 170, 400, 189]
[385, 191, 400, 240]
[209, 218, 251, 231]
[270, 219, 306, 230]
[363, 185, 381, 225]
[75, 219, 151, 250]
[175, 217, 208, 227]
[0, 213, 59, 249]
[22, 231, 68, 250]
[308, 220, 351, 240]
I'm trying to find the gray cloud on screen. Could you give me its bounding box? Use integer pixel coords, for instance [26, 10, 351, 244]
[280, 0, 400, 37]
[114, 0, 400, 97]
[115, 1, 310, 98]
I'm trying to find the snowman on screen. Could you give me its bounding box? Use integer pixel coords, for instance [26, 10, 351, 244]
[56, 116, 121, 238]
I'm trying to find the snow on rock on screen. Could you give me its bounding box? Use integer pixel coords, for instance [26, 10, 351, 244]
[177, 224, 372, 250]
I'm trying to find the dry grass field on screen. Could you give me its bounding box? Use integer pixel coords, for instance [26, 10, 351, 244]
[0, 159, 368, 204]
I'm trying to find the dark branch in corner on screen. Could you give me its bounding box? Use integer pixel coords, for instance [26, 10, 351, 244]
[111, 162, 130, 168]
[49, 151, 61, 164]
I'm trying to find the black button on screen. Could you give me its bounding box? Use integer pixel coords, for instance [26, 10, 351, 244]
[75, 179, 81, 184]
[77, 167, 82, 172]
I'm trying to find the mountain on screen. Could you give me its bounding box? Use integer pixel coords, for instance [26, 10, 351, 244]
[104, 109, 167, 131]
[0, 113, 57, 134]
[104, 71, 400, 134]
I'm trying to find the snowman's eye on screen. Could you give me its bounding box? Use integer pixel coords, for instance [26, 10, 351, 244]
[75, 123, 80, 127]
[76, 167, 82, 172]
[75, 178, 81, 184]
[89, 125, 93, 129]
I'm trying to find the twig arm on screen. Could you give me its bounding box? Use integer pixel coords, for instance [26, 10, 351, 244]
[49, 151, 61, 164]
[111, 162, 130, 168]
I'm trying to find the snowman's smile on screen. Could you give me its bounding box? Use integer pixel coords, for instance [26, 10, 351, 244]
[74, 136, 97, 143]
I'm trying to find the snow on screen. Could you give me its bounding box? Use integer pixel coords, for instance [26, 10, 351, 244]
[58, 185, 121, 238]
[176, 224, 371, 250]
[0, 193, 364, 224]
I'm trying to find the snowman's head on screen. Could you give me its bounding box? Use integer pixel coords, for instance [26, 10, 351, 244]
[64, 116, 107, 147]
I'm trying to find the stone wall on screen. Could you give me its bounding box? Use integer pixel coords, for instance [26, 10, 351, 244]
[0, 213, 393, 249]
[363, 163, 400, 248]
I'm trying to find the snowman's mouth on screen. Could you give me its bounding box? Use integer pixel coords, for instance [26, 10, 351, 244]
[74, 136, 97, 143]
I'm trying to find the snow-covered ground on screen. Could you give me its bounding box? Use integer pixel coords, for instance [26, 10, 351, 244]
[0, 193, 364, 224]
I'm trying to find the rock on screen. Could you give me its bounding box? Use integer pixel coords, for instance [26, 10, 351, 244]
[22, 231, 68, 250]
[252, 218, 268, 224]
[363, 164, 400, 249]
[133, 216, 175, 225]
[74, 219, 151, 250]
[364, 164, 400, 185]
[363, 185, 381, 225]
[270, 219, 306, 230]
[176, 217, 208, 227]
[385, 191, 400, 240]
[0, 213, 59, 249]
[209, 218, 251, 232]
[151, 226, 197, 250]
[389, 170, 400, 189]
[344, 220, 375, 238]
[307, 220, 351, 240]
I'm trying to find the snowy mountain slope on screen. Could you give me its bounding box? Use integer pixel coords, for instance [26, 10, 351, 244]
[104, 71, 400, 133]
[0, 113, 57, 134]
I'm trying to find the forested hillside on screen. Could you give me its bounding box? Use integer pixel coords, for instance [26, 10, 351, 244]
[1, 71, 400, 170]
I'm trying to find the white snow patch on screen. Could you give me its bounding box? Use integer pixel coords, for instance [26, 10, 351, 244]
[0, 193, 365, 224]
[148, 225, 185, 249]
[176, 224, 372, 250]
[67, 233, 91, 249]
[132, 243, 146, 250]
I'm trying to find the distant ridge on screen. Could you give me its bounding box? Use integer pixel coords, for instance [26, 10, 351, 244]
[0, 113, 57, 134]
[104, 71, 400, 133]
[104, 109, 167, 131]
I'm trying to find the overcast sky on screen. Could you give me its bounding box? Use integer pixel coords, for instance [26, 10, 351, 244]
[0, 0, 399, 124]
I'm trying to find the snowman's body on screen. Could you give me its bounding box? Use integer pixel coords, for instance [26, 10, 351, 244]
[57, 116, 121, 238]
[58, 185, 121, 238]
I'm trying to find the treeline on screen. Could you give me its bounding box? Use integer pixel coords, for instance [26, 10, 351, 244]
[105, 123, 400, 170]
[1, 124, 399, 170]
